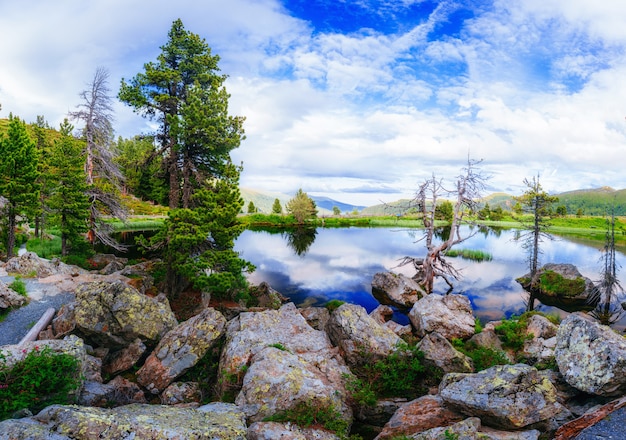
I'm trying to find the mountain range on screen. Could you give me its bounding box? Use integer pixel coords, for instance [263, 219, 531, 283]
[242, 187, 626, 217]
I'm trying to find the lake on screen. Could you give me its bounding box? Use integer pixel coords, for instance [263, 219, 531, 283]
[234, 225, 626, 330]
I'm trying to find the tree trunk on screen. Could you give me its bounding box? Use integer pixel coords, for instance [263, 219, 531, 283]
[6, 207, 16, 259]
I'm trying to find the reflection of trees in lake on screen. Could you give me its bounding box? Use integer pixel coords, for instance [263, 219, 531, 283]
[283, 226, 318, 256]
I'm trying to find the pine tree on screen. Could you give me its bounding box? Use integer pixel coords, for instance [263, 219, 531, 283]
[47, 120, 90, 256]
[0, 115, 40, 259]
[272, 198, 283, 214]
[286, 189, 317, 224]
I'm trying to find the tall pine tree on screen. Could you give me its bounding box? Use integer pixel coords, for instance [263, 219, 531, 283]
[47, 120, 90, 256]
[0, 115, 40, 259]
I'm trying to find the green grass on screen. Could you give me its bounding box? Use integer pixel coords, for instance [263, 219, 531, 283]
[445, 249, 493, 262]
[8, 277, 27, 296]
[25, 236, 62, 259]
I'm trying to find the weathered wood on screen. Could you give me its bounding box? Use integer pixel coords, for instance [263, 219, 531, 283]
[18, 307, 56, 347]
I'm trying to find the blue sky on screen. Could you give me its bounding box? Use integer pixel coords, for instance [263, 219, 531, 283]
[1, 0, 626, 206]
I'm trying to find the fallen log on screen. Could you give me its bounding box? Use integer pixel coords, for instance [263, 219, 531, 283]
[18, 307, 56, 347]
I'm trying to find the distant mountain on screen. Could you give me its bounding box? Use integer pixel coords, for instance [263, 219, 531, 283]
[361, 199, 413, 216]
[240, 188, 360, 215]
[309, 196, 366, 214]
[555, 187, 626, 216]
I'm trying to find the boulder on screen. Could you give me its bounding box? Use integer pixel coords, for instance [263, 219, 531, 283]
[555, 313, 626, 396]
[0, 402, 248, 439]
[218, 303, 346, 395]
[251, 281, 289, 309]
[409, 417, 541, 440]
[247, 421, 340, 439]
[160, 382, 202, 406]
[4, 252, 87, 278]
[369, 305, 412, 337]
[51, 303, 76, 337]
[439, 364, 563, 430]
[73, 280, 177, 349]
[517, 263, 600, 311]
[374, 395, 464, 440]
[326, 303, 402, 366]
[521, 315, 558, 366]
[409, 294, 475, 340]
[235, 346, 352, 426]
[417, 332, 474, 373]
[137, 307, 226, 394]
[299, 306, 330, 331]
[102, 338, 147, 376]
[78, 376, 147, 407]
[0, 280, 27, 309]
[355, 397, 408, 427]
[371, 271, 425, 308]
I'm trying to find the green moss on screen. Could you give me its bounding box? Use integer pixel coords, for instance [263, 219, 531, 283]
[325, 299, 345, 313]
[536, 270, 586, 297]
[263, 401, 349, 437]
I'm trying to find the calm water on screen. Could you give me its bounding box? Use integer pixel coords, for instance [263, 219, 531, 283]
[235, 226, 626, 329]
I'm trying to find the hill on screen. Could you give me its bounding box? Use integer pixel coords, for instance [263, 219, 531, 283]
[556, 187, 626, 216]
[240, 188, 360, 215]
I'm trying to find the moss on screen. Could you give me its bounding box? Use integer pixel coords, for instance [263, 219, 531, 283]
[535, 270, 586, 298]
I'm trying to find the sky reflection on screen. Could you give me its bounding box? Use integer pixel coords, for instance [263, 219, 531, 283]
[235, 226, 626, 329]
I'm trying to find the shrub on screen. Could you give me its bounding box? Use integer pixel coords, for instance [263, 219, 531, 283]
[0, 346, 81, 420]
[452, 338, 510, 371]
[494, 316, 532, 351]
[8, 277, 27, 297]
[264, 401, 349, 437]
[325, 299, 345, 313]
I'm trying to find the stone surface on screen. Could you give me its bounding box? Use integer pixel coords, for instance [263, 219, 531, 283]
[235, 346, 352, 425]
[73, 280, 177, 349]
[417, 331, 474, 373]
[0, 402, 248, 439]
[522, 315, 559, 365]
[78, 376, 147, 407]
[102, 338, 147, 376]
[218, 302, 344, 394]
[409, 293, 476, 340]
[375, 395, 464, 440]
[247, 421, 341, 439]
[299, 306, 330, 331]
[160, 381, 202, 406]
[4, 252, 88, 278]
[439, 364, 563, 430]
[0, 280, 27, 309]
[371, 271, 425, 308]
[555, 314, 626, 396]
[326, 303, 401, 366]
[137, 307, 226, 393]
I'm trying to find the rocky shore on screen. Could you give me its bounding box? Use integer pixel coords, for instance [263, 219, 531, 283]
[1, 252, 625, 439]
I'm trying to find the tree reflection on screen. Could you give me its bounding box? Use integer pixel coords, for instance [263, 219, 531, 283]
[283, 226, 318, 256]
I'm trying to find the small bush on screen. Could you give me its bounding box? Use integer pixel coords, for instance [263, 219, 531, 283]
[8, 277, 27, 297]
[452, 339, 510, 371]
[264, 401, 349, 436]
[325, 299, 345, 313]
[0, 346, 81, 420]
[494, 316, 533, 352]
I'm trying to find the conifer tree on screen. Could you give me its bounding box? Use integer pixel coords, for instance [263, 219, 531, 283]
[272, 198, 282, 214]
[47, 120, 90, 256]
[286, 189, 317, 224]
[0, 115, 40, 259]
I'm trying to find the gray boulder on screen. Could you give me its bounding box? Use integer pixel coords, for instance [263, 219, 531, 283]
[326, 303, 402, 366]
[73, 280, 177, 349]
[409, 294, 476, 340]
[555, 313, 626, 396]
[136, 307, 226, 394]
[371, 271, 425, 308]
[4, 252, 87, 278]
[235, 346, 352, 427]
[439, 364, 563, 430]
[218, 303, 346, 396]
[247, 421, 340, 439]
[0, 402, 247, 439]
[0, 280, 27, 309]
[417, 332, 474, 373]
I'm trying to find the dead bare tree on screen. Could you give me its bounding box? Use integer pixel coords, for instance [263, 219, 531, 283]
[398, 158, 487, 293]
[69, 67, 128, 250]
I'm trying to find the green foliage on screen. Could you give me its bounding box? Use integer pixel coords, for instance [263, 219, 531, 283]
[263, 401, 349, 437]
[332, 206, 341, 216]
[348, 343, 440, 403]
[435, 200, 454, 222]
[536, 270, 586, 298]
[0, 114, 41, 259]
[272, 198, 282, 214]
[444, 430, 460, 440]
[474, 317, 483, 334]
[247, 201, 257, 214]
[286, 188, 317, 224]
[452, 338, 510, 371]
[47, 120, 90, 256]
[8, 277, 27, 297]
[325, 299, 345, 313]
[494, 315, 533, 351]
[145, 164, 254, 298]
[267, 343, 288, 351]
[26, 235, 62, 259]
[0, 346, 81, 420]
[445, 249, 492, 262]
